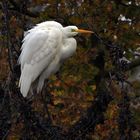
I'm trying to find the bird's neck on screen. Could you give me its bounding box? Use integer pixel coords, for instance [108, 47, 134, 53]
[60, 38, 77, 60]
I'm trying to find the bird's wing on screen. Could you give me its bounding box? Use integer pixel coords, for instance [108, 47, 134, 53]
[19, 28, 62, 97]
[19, 29, 48, 68]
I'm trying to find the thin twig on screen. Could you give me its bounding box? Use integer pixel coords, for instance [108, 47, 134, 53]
[2, 0, 14, 72]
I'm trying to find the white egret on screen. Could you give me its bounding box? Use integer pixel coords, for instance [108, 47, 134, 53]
[19, 21, 93, 97]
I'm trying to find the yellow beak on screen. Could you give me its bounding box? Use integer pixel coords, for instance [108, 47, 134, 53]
[75, 29, 94, 34]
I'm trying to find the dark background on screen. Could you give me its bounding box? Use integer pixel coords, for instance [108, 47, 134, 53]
[0, 0, 140, 139]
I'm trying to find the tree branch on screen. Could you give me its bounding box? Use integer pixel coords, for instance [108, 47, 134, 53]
[9, 7, 39, 17]
[5, 0, 39, 17]
[10, 0, 39, 17]
[126, 58, 140, 71]
[65, 80, 112, 139]
[2, 0, 14, 72]
[113, 0, 140, 9]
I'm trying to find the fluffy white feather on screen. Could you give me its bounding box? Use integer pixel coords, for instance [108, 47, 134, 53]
[18, 21, 93, 97]
[19, 24, 63, 97]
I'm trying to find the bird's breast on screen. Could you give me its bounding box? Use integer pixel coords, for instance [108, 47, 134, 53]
[60, 38, 77, 60]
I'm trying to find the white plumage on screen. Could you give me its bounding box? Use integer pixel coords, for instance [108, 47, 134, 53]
[18, 21, 93, 97]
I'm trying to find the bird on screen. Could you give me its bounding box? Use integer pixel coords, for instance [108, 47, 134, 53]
[18, 21, 93, 97]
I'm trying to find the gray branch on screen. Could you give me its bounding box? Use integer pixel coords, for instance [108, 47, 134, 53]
[126, 58, 140, 71]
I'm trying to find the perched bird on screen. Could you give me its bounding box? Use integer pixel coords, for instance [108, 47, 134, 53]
[19, 21, 93, 97]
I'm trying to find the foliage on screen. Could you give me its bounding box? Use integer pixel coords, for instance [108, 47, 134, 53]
[0, 0, 140, 139]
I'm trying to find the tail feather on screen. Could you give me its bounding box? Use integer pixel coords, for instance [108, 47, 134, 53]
[19, 64, 32, 97]
[37, 77, 45, 93]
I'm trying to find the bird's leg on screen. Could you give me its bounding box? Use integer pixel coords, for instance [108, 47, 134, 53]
[41, 80, 53, 124]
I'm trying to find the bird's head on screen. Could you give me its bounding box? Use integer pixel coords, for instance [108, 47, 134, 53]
[63, 26, 93, 37]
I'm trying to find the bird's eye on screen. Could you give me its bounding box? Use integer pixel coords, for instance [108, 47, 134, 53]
[71, 29, 75, 32]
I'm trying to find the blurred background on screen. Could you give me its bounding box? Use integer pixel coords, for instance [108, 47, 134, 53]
[0, 0, 140, 139]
